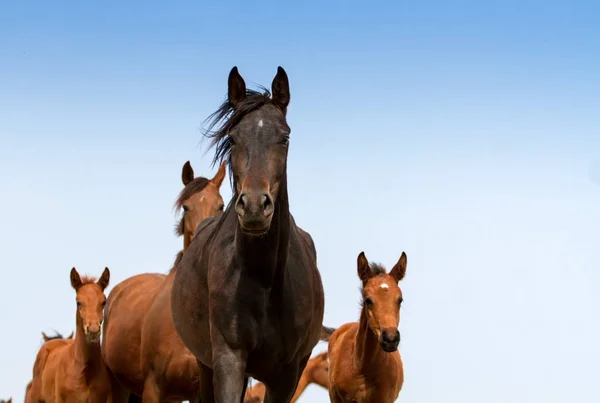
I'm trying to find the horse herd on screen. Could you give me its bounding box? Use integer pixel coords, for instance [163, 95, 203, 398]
[11, 66, 408, 403]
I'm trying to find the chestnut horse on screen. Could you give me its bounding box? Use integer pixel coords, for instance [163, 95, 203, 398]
[28, 267, 111, 403]
[102, 161, 226, 403]
[328, 252, 407, 403]
[171, 66, 334, 403]
[25, 331, 74, 401]
[243, 351, 330, 403]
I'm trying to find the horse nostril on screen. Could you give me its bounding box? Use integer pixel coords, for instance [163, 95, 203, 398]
[262, 194, 273, 217]
[240, 194, 248, 208]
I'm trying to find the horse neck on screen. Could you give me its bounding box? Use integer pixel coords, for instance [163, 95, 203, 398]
[73, 313, 102, 370]
[234, 176, 290, 286]
[353, 307, 384, 374]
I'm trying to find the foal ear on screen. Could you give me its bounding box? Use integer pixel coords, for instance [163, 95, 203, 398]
[389, 252, 407, 282]
[271, 66, 290, 113]
[97, 267, 110, 290]
[42, 332, 49, 342]
[70, 268, 82, 290]
[182, 161, 194, 186]
[228, 66, 246, 108]
[357, 252, 372, 284]
[211, 160, 226, 189]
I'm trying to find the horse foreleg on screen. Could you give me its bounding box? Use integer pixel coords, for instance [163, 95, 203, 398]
[197, 359, 214, 403]
[141, 374, 162, 403]
[263, 355, 310, 403]
[211, 346, 247, 403]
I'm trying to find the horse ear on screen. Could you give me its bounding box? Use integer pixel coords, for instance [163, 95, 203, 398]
[228, 66, 246, 108]
[67, 331, 74, 339]
[70, 268, 82, 290]
[97, 267, 110, 290]
[211, 160, 226, 189]
[42, 332, 49, 342]
[357, 252, 372, 284]
[182, 161, 194, 186]
[389, 252, 407, 282]
[271, 66, 290, 113]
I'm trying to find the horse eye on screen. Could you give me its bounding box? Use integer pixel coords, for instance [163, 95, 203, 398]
[398, 298, 404, 306]
[76, 302, 82, 307]
[219, 204, 224, 211]
[228, 136, 236, 146]
[279, 136, 289, 146]
[365, 298, 373, 307]
[182, 205, 189, 213]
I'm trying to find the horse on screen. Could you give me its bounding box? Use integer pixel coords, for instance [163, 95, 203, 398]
[28, 267, 111, 403]
[0, 398, 12, 403]
[171, 65, 334, 403]
[102, 161, 226, 403]
[327, 252, 407, 403]
[25, 331, 74, 401]
[243, 351, 330, 403]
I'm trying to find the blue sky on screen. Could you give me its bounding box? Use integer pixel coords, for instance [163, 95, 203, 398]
[1, 1, 599, 402]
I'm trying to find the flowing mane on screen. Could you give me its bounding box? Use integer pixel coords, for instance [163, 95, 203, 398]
[202, 87, 273, 168]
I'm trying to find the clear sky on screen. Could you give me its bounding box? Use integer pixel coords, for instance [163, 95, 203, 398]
[1, 1, 599, 402]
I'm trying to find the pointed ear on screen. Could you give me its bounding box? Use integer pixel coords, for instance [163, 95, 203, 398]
[97, 267, 110, 290]
[182, 161, 194, 186]
[67, 331, 74, 339]
[211, 160, 226, 189]
[42, 332, 49, 342]
[271, 66, 290, 113]
[70, 268, 82, 290]
[228, 66, 246, 108]
[357, 252, 372, 284]
[389, 252, 407, 282]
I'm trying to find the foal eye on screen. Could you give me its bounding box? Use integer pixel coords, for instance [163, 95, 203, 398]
[365, 298, 373, 307]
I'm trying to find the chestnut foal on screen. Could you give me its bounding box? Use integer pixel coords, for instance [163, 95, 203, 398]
[244, 351, 330, 403]
[29, 268, 111, 403]
[328, 252, 407, 403]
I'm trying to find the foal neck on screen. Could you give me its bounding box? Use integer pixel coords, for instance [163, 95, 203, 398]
[74, 314, 102, 371]
[234, 178, 290, 286]
[354, 307, 385, 374]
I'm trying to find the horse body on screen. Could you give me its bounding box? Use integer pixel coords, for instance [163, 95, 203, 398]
[171, 66, 329, 402]
[102, 272, 165, 396]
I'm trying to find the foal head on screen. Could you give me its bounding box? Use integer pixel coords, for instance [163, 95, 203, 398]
[70, 267, 110, 343]
[204, 66, 292, 236]
[176, 160, 226, 246]
[358, 251, 407, 353]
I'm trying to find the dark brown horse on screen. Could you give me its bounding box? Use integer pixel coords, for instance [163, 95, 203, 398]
[171, 66, 333, 402]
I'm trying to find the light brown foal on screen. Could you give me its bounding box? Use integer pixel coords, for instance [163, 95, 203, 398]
[328, 251, 407, 403]
[102, 161, 226, 403]
[25, 331, 74, 402]
[28, 268, 111, 403]
[243, 351, 330, 403]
